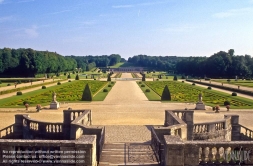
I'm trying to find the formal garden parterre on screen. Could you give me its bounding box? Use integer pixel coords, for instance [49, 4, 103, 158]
[142, 81, 253, 108]
[0, 80, 108, 107]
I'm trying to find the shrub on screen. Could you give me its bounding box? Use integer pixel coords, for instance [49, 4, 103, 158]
[173, 75, 178, 81]
[108, 84, 112, 87]
[17, 80, 22, 84]
[81, 84, 92, 101]
[224, 101, 230, 106]
[111, 82, 114, 84]
[232, 92, 237, 96]
[181, 75, 186, 79]
[145, 89, 150, 92]
[23, 101, 29, 105]
[141, 84, 145, 87]
[103, 89, 108, 92]
[67, 74, 71, 79]
[182, 81, 184, 83]
[7, 83, 11, 86]
[94, 78, 96, 80]
[142, 74, 146, 81]
[68, 80, 71, 82]
[207, 86, 212, 90]
[0, 81, 1, 84]
[75, 74, 79, 80]
[192, 83, 195, 85]
[42, 86, 46, 89]
[16, 91, 22, 95]
[56, 73, 60, 77]
[166, 76, 168, 79]
[227, 79, 231, 82]
[64, 72, 67, 76]
[57, 82, 61, 85]
[138, 82, 142, 84]
[72, 71, 75, 74]
[161, 85, 171, 101]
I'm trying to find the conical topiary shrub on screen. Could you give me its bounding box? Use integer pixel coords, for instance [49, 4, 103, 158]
[161, 85, 171, 101]
[75, 74, 79, 80]
[107, 74, 111, 81]
[81, 84, 92, 101]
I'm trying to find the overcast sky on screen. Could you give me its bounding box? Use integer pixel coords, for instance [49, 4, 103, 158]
[0, 0, 253, 59]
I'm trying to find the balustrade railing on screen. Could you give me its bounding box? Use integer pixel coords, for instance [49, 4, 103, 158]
[0, 124, 14, 139]
[240, 125, 253, 140]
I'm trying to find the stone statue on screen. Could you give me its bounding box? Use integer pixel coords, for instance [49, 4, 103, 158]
[198, 93, 202, 102]
[52, 92, 57, 102]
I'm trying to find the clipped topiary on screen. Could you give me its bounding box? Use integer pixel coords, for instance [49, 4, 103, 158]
[67, 74, 71, 79]
[232, 92, 237, 96]
[81, 84, 92, 101]
[75, 74, 79, 80]
[108, 84, 112, 87]
[111, 82, 114, 84]
[173, 75, 178, 81]
[57, 82, 61, 85]
[182, 81, 184, 83]
[7, 83, 11, 86]
[0, 81, 1, 84]
[103, 89, 108, 92]
[145, 89, 150, 92]
[161, 85, 171, 101]
[192, 83, 195, 85]
[42, 86, 46, 89]
[138, 82, 142, 84]
[224, 101, 230, 106]
[68, 80, 71, 82]
[207, 86, 212, 90]
[141, 84, 145, 87]
[142, 74, 146, 81]
[16, 91, 22, 95]
[107, 75, 111, 81]
[17, 80, 22, 84]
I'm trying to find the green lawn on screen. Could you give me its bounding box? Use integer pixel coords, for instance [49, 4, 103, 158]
[0, 82, 13, 87]
[93, 82, 115, 101]
[109, 62, 125, 68]
[137, 82, 160, 101]
[145, 81, 253, 108]
[0, 80, 107, 108]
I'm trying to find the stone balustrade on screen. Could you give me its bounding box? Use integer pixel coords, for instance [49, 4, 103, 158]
[240, 124, 253, 140]
[0, 124, 14, 139]
[164, 135, 253, 166]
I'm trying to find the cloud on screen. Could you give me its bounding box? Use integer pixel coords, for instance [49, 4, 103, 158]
[112, 5, 134, 8]
[17, 0, 34, 3]
[112, 1, 169, 9]
[0, 16, 13, 22]
[213, 7, 253, 18]
[46, 9, 72, 15]
[24, 25, 38, 38]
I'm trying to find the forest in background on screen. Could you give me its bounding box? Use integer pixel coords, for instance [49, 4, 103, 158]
[0, 47, 252, 78]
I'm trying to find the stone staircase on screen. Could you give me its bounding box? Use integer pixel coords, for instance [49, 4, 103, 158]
[98, 143, 159, 166]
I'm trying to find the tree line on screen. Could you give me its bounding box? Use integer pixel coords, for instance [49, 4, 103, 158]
[0, 48, 122, 77]
[128, 49, 253, 78]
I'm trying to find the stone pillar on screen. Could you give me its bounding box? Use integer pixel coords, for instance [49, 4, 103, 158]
[164, 135, 185, 166]
[63, 110, 72, 139]
[183, 111, 194, 140]
[230, 115, 240, 141]
[14, 115, 24, 139]
[184, 143, 199, 165]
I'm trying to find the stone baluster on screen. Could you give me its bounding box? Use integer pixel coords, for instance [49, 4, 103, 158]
[215, 146, 221, 164]
[207, 146, 214, 164]
[200, 146, 206, 164]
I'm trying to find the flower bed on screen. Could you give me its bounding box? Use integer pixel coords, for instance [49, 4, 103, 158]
[0, 80, 107, 107]
[145, 81, 253, 108]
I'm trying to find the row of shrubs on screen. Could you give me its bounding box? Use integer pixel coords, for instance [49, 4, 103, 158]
[1, 80, 66, 95]
[139, 82, 151, 93]
[187, 79, 249, 96]
[103, 82, 114, 93]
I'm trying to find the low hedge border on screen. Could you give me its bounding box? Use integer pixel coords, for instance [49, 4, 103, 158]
[186, 79, 253, 97]
[0, 79, 67, 95]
